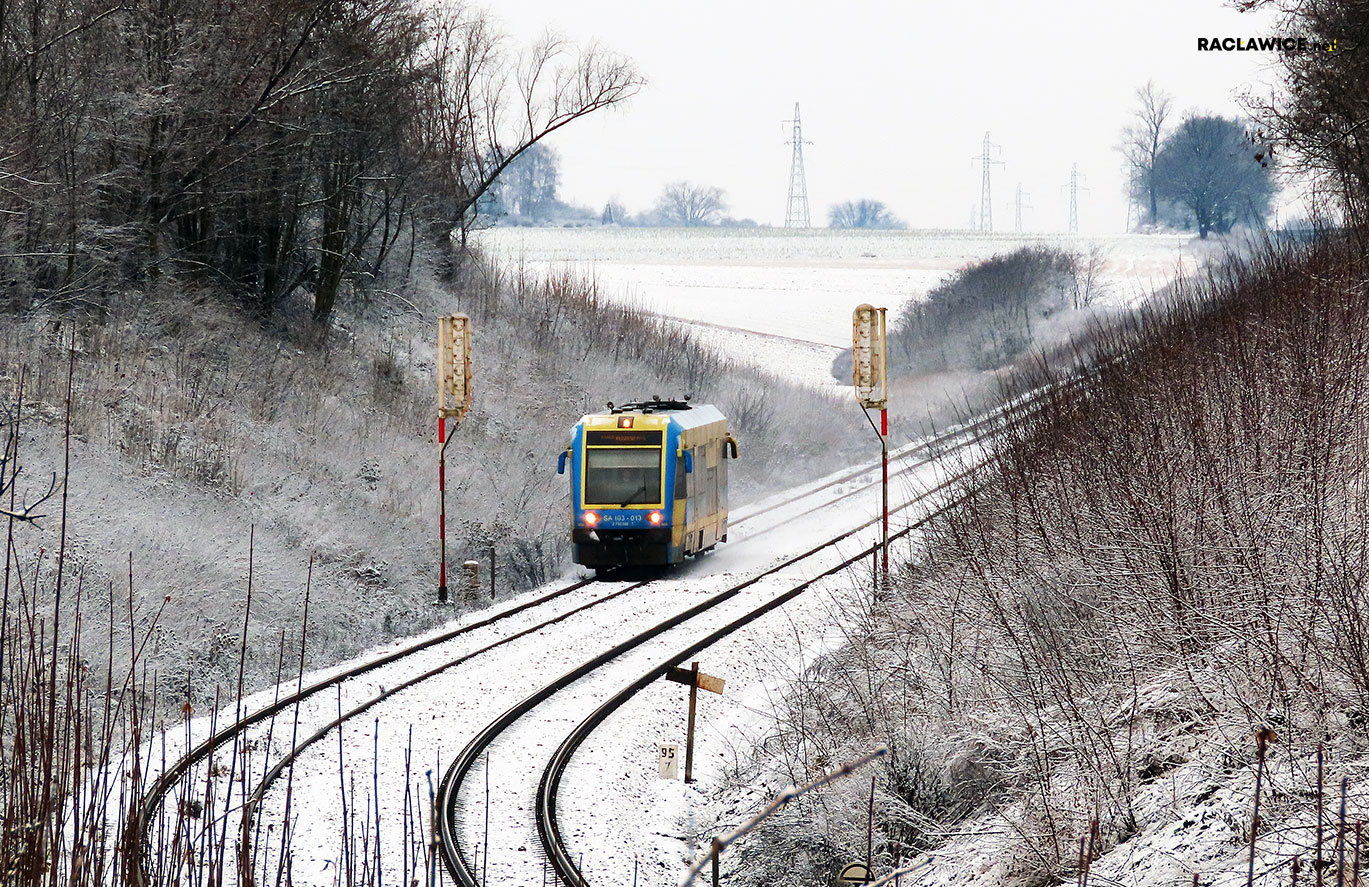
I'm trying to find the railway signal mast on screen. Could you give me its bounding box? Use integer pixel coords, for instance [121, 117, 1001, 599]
[852, 304, 889, 580]
[436, 314, 473, 603]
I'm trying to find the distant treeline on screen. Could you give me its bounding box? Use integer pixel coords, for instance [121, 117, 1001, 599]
[831, 244, 1104, 382]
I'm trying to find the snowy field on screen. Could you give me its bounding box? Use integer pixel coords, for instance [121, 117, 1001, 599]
[475, 226, 1228, 387]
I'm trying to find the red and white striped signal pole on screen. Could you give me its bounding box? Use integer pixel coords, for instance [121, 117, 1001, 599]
[436, 315, 473, 604]
[881, 405, 888, 576]
[852, 304, 890, 582]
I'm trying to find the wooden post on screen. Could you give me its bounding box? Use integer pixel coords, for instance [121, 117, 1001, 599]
[866, 775, 875, 878]
[711, 837, 722, 887]
[665, 663, 723, 786]
[685, 661, 700, 783]
[1317, 745, 1325, 887]
[489, 546, 496, 600]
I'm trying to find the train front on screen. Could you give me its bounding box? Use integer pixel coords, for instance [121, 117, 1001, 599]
[561, 411, 680, 567]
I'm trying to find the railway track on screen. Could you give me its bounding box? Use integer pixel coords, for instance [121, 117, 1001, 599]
[439, 375, 1098, 885]
[437, 457, 975, 886]
[537, 492, 964, 886]
[126, 377, 1074, 886]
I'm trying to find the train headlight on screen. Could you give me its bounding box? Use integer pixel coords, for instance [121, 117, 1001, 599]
[648, 511, 663, 525]
[584, 511, 599, 526]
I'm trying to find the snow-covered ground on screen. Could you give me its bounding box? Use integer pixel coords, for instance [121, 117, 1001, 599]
[474, 227, 1224, 387]
[131, 227, 1222, 887]
[133, 411, 973, 887]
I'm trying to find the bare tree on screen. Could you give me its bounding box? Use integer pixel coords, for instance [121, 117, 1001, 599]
[653, 181, 726, 226]
[0, 0, 641, 322]
[1118, 80, 1173, 228]
[1154, 114, 1275, 238]
[415, 20, 641, 246]
[1249, 0, 1369, 227]
[828, 199, 905, 229]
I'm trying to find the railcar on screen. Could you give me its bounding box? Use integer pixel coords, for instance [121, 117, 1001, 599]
[557, 397, 739, 568]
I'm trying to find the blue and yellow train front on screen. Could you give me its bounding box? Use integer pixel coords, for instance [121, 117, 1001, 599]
[561, 412, 681, 567]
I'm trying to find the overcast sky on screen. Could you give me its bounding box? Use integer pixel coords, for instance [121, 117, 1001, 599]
[492, 0, 1292, 233]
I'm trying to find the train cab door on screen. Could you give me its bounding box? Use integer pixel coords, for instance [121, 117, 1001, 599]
[718, 440, 729, 541]
[706, 441, 719, 548]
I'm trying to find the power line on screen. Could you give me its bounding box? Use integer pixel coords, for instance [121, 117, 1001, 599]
[783, 102, 811, 228]
[971, 131, 1004, 233]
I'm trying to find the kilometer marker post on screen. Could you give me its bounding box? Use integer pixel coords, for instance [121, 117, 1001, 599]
[665, 662, 726, 784]
[436, 315, 473, 604]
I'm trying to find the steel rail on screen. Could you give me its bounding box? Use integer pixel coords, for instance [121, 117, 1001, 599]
[533, 369, 1110, 884]
[232, 402, 1004, 877]
[125, 573, 605, 886]
[133, 362, 1098, 886]
[132, 392, 991, 884]
[232, 576, 670, 875]
[437, 451, 979, 886]
[537, 486, 974, 885]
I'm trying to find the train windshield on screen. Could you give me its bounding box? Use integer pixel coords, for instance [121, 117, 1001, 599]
[585, 448, 661, 505]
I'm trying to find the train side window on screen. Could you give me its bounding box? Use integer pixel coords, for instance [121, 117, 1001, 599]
[674, 453, 687, 499]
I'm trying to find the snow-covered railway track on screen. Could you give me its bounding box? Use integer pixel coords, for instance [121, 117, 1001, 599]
[437, 372, 1103, 886]
[537, 484, 967, 887]
[122, 426, 960, 887]
[127, 370, 1085, 886]
[435, 450, 981, 886]
[123, 571, 621, 886]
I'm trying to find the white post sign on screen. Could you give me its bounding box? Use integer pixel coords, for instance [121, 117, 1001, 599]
[852, 304, 887, 410]
[658, 743, 680, 779]
[437, 313, 472, 421]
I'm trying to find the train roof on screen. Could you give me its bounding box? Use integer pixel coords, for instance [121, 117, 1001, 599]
[578, 401, 726, 431]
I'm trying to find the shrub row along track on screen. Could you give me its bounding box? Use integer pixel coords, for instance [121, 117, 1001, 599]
[126, 378, 1070, 886]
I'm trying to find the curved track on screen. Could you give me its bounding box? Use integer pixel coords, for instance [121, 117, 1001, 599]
[438, 373, 1095, 886]
[536, 496, 958, 885]
[128, 373, 1083, 886]
[435, 451, 985, 884]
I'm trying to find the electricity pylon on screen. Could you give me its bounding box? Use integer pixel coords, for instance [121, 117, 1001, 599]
[972, 132, 1004, 233]
[1013, 183, 1035, 233]
[1065, 163, 1089, 233]
[783, 103, 811, 228]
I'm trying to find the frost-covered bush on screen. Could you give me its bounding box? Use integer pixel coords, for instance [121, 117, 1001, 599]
[736, 233, 1369, 885]
[0, 250, 859, 707]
